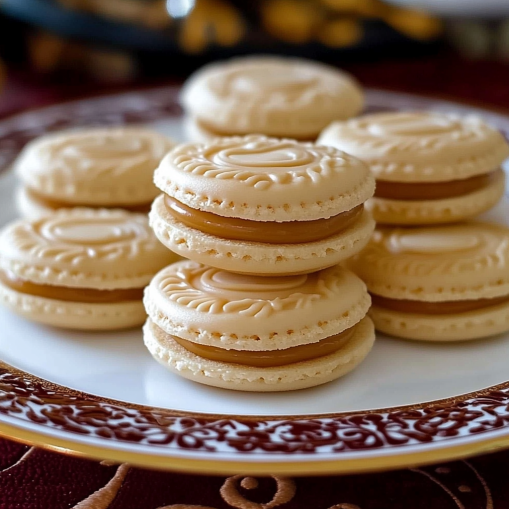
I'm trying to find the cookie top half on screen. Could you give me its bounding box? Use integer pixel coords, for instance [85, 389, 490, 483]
[15, 127, 175, 205]
[154, 135, 375, 221]
[181, 56, 364, 138]
[0, 209, 176, 289]
[318, 111, 509, 182]
[144, 260, 370, 350]
[349, 222, 509, 301]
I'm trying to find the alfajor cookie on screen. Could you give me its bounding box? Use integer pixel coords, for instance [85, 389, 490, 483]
[15, 127, 175, 219]
[0, 209, 178, 330]
[181, 56, 364, 141]
[150, 135, 376, 276]
[348, 222, 509, 341]
[318, 111, 509, 225]
[143, 260, 375, 391]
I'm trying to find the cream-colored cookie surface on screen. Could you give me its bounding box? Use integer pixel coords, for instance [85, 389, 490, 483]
[318, 111, 509, 182]
[16, 127, 175, 205]
[143, 316, 375, 392]
[144, 260, 371, 350]
[0, 208, 177, 289]
[181, 56, 363, 139]
[155, 135, 375, 221]
[348, 222, 509, 302]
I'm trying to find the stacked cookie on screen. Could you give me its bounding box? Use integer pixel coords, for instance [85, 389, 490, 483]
[15, 127, 175, 219]
[143, 135, 377, 391]
[0, 209, 176, 330]
[318, 111, 507, 225]
[0, 127, 179, 330]
[181, 56, 364, 142]
[319, 111, 509, 342]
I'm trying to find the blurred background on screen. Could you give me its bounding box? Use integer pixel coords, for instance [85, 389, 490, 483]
[0, 0, 509, 116]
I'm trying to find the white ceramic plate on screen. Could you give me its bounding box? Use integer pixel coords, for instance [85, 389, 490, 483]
[0, 87, 508, 475]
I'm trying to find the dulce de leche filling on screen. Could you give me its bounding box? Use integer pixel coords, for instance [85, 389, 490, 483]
[374, 169, 502, 201]
[172, 325, 356, 367]
[0, 269, 144, 303]
[25, 187, 152, 213]
[371, 293, 509, 315]
[164, 195, 363, 244]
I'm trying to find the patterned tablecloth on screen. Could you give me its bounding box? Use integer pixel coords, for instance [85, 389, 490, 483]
[0, 437, 506, 508]
[0, 56, 509, 508]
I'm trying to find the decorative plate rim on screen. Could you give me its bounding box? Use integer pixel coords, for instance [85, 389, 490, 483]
[0, 86, 509, 475]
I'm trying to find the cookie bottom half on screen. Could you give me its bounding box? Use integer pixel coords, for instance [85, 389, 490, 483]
[367, 170, 506, 225]
[149, 194, 375, 276]
[184, 115, 320, 143]
[0, 282, 147, 330]
[370, 299, 509, 341]
[143, 316, 375, 392]
[17, 186, 153, 220]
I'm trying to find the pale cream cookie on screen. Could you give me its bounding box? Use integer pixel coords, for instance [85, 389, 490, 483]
[181, 55, 364, 140]
[0, 209, 178, 330]
[15, 127, 176, 218]
[151, 135, 376, 275]
[348, 222, 509, 341]
[318, 111, 509, 225]
[143, 260, 374, 391]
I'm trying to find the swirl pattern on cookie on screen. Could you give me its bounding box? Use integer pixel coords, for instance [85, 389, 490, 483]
[350, 222, 509, 300]
[367, 224, 508, 275]
[318, 112, 509, 182]
[207, 62, 324, 107]
[156, 136, 375, 220]
[13, 214, 149, 261]
[146, 261, 371, 344]
[156, 263, 338, 318]
[0, 209, 174, 288]
[172, 136, 360, 189]
[16, 128, 175, 203]
[181, 57, 364, 138]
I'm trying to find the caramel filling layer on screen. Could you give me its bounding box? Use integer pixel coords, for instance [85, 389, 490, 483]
[371, 293, 509, 315]
[374, 169, 502, 201]
[26, 187, 152, 213]
[171, 326, 356, 367]
[0, 269, 144, 303]
[165, 195, 363, 244]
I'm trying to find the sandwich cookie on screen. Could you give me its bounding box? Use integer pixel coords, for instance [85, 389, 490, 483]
[318, 111, 509, 225]
[143, 260, 375, 391]
[348, 222, 509, 341]
[15, 127, 175, 219]
[181, 56, 364, 141]
[150, 135, 376, 276]
[0, 209, 178, 330]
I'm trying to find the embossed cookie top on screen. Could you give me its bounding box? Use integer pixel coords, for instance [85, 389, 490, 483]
[0, 209, 176, 289]
[318, 111, 509, 182]
[154, 135, 375, 221]
[349, 222, 509, 301]
[145, 260, 370, 348]
[16, 128, 175, 204]
[181, 56, 363, 137]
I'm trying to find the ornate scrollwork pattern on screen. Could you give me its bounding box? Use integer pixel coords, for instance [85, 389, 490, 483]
[1, 365, 509, 456]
